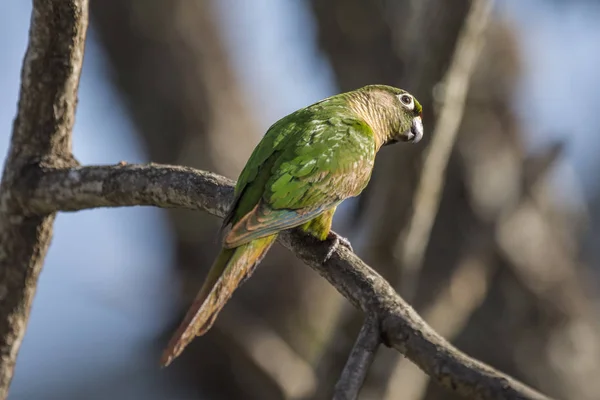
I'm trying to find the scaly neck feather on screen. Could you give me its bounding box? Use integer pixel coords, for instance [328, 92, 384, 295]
[346, 89, 399, 150]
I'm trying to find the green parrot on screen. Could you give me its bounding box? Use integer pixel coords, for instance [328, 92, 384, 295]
[161, 84, 423, 366]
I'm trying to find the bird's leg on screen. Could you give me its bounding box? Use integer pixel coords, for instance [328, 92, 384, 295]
[300, 207, 354, 262]
[325, 231, 354, 261]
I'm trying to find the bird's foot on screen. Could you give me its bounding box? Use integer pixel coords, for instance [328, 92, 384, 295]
[324, 231, 354, 262]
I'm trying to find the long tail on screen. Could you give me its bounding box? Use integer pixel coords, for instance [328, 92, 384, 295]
[160, 234, 277, 367]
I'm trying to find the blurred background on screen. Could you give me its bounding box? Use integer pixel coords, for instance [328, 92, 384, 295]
[2, 0, 600, 399]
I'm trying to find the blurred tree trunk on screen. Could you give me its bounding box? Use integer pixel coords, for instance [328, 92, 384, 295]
[310, 1, 600, 400]
[90, 1, 341, 398]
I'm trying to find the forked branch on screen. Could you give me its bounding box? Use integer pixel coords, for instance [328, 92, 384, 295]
[0, 1, 555, 398]
[18, 163, 553, 400]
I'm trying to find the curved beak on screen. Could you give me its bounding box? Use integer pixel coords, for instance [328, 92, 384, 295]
[408, 116, 423, 143]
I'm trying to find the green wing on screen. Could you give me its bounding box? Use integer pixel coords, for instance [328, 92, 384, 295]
[222, 101, 376, 248]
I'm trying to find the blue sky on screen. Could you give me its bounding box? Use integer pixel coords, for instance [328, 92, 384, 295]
[1, 1, 599, 398]
[503, 0, 600, 195]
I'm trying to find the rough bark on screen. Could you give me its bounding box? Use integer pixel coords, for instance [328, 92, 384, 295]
[0, 1, 88, 398]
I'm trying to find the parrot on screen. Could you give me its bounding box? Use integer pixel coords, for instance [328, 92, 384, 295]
[161, 84, 423, 366]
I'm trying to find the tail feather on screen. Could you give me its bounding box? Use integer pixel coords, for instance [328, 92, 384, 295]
[160, 234, 277, 366]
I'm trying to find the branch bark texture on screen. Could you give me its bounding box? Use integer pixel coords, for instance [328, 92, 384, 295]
[21, 163, 553, 400]
[0, 1, 87, 398]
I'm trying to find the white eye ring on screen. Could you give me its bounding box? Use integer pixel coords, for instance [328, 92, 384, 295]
[398, 94, 414, 110]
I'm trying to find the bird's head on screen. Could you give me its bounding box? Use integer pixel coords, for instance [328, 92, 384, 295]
[348, 85, 423, 148]
[388, 88, 423, 145]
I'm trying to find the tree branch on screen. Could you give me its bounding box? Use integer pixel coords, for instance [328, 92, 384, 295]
[0, 1, 87, 398]
[333, 315, 380, 400]
[23, 163, 234, 216]
[19, 163, 553, 400]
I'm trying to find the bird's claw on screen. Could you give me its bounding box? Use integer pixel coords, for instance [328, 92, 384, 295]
[324, 232, 354, 262]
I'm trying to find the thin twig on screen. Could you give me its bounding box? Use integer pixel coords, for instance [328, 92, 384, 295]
[0, 1, 87, 398]
[333, 315, 381, 400]
[18, 163, 553, 400]
[394, 0, 493, 299]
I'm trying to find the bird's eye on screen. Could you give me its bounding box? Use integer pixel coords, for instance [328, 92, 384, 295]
[400, 95, 412, 105]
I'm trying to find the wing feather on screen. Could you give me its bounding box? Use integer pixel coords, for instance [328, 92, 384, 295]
[224, 116, 376, 247]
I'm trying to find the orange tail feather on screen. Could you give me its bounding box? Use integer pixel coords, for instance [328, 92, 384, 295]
[160, 234, 277, 366]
